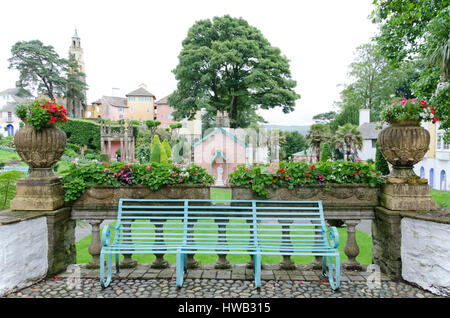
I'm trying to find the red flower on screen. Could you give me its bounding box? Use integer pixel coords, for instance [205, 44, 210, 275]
[353, 171, 357, 176]
[50, 117, 57, 123]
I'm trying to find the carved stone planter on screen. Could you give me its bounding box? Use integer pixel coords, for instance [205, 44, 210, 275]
[230, 184, 380, 208]
[10, 124, 67, 211]
[378, 120, 430, 178]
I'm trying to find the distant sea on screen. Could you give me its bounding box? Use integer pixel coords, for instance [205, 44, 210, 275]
[260, 124, 310, 136]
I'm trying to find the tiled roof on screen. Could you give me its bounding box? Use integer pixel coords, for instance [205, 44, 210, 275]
[155, 95, 170, 104]
[358, 122, 389, 139]
[94, 96, 127, 108]
[126, 87, 155, 97]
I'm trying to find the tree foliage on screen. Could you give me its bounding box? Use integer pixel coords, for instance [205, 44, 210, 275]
[332, 123, 363, 161]
[169, 15, 299, 128]
[8, 40, 67, 100]
[305, 124, 331, 162]
[375, 141, 390, 175]
[279, 131, 307, 160]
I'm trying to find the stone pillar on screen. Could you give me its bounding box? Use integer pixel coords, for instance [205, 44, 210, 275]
[108, 138, 112, 159]
[279, 221, 296, 270]
[380, 183, 438, 211]
[372, 207, 402, 279]
[307, 222, 323, 269]
[86, 219, 103, 269]
[46, 207, 76, 275]
[120, 138, 124, 162]
[151, 222, 169, 269]
[342, 219, 362, 270]
[120, 221, 137, 269]
[215, 219, 230, 269]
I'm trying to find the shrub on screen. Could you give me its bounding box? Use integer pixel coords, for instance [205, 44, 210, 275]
[62, 161, 214, 202]
[162, 139, 172, 159]
[66, 143, 81, 154]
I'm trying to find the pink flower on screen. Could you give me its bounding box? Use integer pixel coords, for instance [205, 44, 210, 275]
[146, 166, 151, 171]
[400, 99, 407, 104]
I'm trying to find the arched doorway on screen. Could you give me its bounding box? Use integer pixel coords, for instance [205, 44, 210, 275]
[440, 170, 447, 191]
[6, 124, 14, 136]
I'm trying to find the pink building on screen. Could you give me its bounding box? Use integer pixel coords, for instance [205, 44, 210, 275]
[91, 96, 128, 121]
[154, 95, 175, 128]
[193, 127, 247, 186]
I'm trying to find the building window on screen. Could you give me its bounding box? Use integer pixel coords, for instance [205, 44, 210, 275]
[182, 122, 187, 128]
[371, 139, 377, 148]
[437, 133, 442, 149]
[147, 108, 150, 113]
[130, 108, 134, 113]
[420, 167, 425, 179]
[7, 112, 12, 121]
[440, 170, 447, 191]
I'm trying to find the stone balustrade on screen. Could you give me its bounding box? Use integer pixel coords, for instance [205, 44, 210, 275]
[70, 184, 379, 272]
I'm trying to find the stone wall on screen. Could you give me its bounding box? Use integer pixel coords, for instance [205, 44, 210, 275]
[0, 208, 75, 296]
[401, 216, 450, 296]
[0, 216, 48, 296]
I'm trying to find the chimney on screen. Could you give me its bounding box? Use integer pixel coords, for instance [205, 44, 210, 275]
[359, 108, 370, 126]
[138, 83, 147, 89]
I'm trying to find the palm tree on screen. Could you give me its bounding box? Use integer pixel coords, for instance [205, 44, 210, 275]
[305, 124, 331, 162]
[332, 123, 363, 161]
[426, 7, 450, 81]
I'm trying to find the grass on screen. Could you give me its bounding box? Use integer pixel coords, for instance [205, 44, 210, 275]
[0, 150, 24, 164]
[431, 189, 450, 210]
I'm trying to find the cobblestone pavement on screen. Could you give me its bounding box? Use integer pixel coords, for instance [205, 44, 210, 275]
[4, 264, 442, 298]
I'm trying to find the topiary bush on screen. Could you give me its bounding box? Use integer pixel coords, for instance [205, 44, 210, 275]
[375, 141, 390, 175]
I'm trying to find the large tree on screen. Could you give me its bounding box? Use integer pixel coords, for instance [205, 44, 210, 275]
[168, 15, 299, 128]
[8, 40, 68, 100]
[280, 131, 307, 160]
[371, 1, 449, 141]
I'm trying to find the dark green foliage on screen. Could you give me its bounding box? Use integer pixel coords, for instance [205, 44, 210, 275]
[66, 143, 81, 154]
[66, 54, 88, 117]
[375, 141, 390, 175]
[57, 118, 101, 150]
[135, 146, 151, 164]
[280, 131, 307, 160]
[99, 153, 110, 163]
[169, 15, 299, 128]
[320, 143, 332, 162]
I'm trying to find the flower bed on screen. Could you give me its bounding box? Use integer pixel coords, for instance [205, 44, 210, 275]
[62, 161, 214, 202]
[228, 160, 385, 198]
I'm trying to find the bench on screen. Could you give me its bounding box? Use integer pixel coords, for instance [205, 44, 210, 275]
[100, 199, 340, 290]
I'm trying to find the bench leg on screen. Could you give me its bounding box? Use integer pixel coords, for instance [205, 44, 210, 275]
[327, 254, 340, 291]
[115, 252, 120, 275]
[176, 253, 186, 288]
[100, 251, 112, 289]
[322, 255, 327, 277]
[253, 254, 261, 289]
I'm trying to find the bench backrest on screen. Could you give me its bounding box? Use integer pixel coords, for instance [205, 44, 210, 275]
[117, 199, 326, 250]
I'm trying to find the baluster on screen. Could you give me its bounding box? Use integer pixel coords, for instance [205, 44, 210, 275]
[86, 219, 103, 269]
[343, 219, 362, 270]
[151, 220, 169, 269]
[120, 220, 137, 268]
[307, 221, 323, 269]
[215, 218, 230, 269]
[246, 219, 255, 269]
[186, 217, 199, 269]
[279, 220, 295, 270]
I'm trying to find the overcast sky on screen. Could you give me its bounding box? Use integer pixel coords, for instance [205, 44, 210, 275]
[0, 0, 378, 126]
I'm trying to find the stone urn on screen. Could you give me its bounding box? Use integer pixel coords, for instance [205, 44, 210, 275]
[378, 119, 430, 179]
[14, 123, 66, 178]
[10, 123, 67, 210]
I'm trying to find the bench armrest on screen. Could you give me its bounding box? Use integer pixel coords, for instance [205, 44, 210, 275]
[326, 226, 339, 249]
[101, 224, 119, 247]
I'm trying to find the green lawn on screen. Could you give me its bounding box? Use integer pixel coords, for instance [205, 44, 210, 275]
[431, 189, 450, 210]
[0, 150, 24, 163]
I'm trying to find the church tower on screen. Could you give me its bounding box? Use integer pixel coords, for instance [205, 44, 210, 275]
[69, 28, 85, 74]
[68, 28, 87, 117]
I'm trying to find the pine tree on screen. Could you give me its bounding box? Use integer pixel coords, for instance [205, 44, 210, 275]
[375, 141, 390, 175]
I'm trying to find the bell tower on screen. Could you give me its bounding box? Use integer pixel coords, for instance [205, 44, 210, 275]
[69, 28, 85, 74]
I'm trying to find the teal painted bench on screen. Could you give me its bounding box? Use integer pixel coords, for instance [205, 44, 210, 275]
[100, 199, 340, 290]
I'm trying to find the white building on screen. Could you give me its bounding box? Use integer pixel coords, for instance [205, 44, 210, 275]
[0, 88, 33, 137]
[357, 108, 388, 161]
[414, 122, 449, 191]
